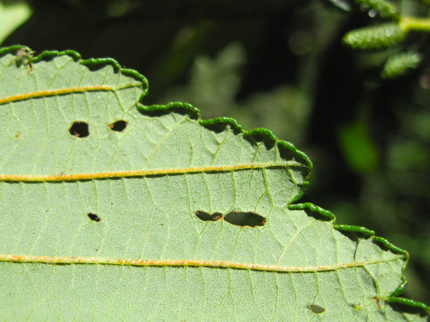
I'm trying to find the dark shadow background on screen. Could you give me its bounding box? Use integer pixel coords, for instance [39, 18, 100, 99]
[2, 0, 430, 304]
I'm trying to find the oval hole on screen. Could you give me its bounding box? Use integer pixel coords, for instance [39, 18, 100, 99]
[109, 120, 128, 132]
[224, 212, 266, 227]
[88, 213, 101, 222]
[310, 304, 325, 314]
[69, 122, 89, 138]
[195, 211, 222, 221]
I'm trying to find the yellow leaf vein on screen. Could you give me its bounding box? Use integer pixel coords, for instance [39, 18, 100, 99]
[0, 83, 141, 105]
[0, 162, 304, 182]
[0, 254, 400, 272]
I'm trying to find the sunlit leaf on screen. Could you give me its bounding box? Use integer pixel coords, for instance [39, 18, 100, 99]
[0, 45, 428, 320]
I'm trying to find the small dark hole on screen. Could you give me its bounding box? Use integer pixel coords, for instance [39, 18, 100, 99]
[195, 211, 222, 221]
[310, 304, 325, 314]
[224, 212, 266, 227]
[69, 122, 89, 137]
[88, 213, 101, 222]
[109, 120, 128, 132]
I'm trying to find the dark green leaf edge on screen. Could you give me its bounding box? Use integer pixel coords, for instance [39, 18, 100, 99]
[0, 45, 149, 97]
[382, 296, 430, 314]
[0, 45, 428, 315]
[289, 202, 335, 221]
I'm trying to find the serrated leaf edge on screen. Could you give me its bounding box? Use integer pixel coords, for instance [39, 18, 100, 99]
[0, 45, 427, 315]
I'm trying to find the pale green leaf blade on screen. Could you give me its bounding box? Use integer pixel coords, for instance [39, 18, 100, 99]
[0, 46, 427, 321]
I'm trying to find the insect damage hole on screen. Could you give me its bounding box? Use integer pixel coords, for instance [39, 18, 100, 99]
[309, 304, 325, 314]
[88, 213, 101, 222]
[109, 120, 128, 132]
[69, 122, 89, 138]
[224, 211, 266, 227]
[195, 211, 223, 221]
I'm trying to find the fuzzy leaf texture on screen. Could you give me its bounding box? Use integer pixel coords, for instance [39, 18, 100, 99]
[382, 51, 422, 78]
[0, 46, 428, 321]
[343, 23, 405, 49]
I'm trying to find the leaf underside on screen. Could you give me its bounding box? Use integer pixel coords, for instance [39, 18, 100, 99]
[0, 45, 427, 321]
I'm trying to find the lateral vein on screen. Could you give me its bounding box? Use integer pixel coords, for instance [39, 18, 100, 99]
[0, 84, 140, 105]
[0, 162, 304, 182]
[0, 254, 401, 272]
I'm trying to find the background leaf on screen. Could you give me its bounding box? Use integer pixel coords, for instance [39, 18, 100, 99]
[0, 46, 428, 320]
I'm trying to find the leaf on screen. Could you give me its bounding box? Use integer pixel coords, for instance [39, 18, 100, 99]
[0, 1, 31, 44]
[0, 45, 428, 320]
[381, 51, 422, 78]
[354, 0, 399, 20]
[343, 23, 405, 49]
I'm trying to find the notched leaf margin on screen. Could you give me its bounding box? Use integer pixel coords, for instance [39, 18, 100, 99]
[0, 45, 149, 97]
[287, 202, 426, 313]
[0, 44, 428, 315]
[136, 106, 427, 314]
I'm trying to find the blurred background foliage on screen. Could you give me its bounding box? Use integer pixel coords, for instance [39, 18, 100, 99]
[1, 0, 429, 304]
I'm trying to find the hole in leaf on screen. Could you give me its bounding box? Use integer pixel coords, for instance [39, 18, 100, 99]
[69, 122, 89, 138]
[310, 304, 325, 314]
[88, 213, 101, 222]
[109, 120, 128, 132]
[195, 211, 266, 227]
[224, 211, 266, 227]
[195, 211, 222, 221]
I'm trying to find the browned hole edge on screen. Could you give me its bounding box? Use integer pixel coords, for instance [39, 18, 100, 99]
[195, 211, 266, 227]
[88, 213, 101, 222]
[109, 120, 128, 132]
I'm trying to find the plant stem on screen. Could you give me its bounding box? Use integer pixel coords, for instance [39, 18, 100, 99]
[400, 17, 430, 33]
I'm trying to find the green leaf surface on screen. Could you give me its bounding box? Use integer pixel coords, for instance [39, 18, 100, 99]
[0, 2, 32, 44]
[0, 45, 428, 321]
[382, 51, 422, 78]
[343, 23, 405, 50]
